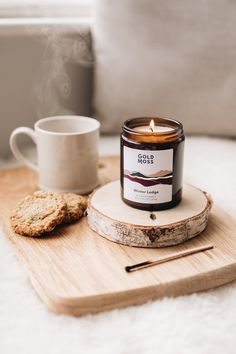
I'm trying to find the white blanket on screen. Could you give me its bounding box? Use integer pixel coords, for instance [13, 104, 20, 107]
[1, 136, 236, 354]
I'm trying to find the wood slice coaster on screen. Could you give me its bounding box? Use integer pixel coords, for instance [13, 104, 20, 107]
[87, 181, 213, 247]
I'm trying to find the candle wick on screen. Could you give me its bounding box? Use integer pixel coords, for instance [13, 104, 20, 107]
[150, 127, 153, 132]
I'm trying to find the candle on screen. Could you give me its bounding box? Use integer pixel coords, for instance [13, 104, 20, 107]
[121, 117, 185, 211]
[133, 120, 174, 133]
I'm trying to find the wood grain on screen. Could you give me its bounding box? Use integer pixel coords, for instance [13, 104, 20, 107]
[0, 156, 236, 316]
[87, 181, 212, 247]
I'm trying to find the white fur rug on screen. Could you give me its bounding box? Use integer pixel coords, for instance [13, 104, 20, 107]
[1, 136, 236, 354]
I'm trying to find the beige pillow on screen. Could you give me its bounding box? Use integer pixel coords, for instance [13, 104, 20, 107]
[92, 0, 236, 136]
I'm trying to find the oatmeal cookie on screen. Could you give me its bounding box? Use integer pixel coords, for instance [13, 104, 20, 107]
[62, 193, 87, 223]
[11, 191, 67, 236]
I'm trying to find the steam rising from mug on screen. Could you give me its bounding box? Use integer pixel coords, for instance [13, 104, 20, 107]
[30, 22, 94, 119]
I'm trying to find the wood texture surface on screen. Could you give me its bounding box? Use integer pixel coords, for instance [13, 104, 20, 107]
[0, 156, 236, 316]
[87, 181, 212, 247]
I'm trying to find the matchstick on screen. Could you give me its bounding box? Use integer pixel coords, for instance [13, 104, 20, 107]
[125, 244, 214, 273]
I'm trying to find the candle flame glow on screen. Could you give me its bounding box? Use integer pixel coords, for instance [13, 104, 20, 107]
[149, 119, 155, 132]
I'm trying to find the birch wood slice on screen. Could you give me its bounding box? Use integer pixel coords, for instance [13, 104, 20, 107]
[87, 181, 213, 247]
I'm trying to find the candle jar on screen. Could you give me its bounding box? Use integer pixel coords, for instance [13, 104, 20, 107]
[121, 117, 185, 211]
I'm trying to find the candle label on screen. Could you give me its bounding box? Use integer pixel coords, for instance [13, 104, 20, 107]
[123, 146, 173, 204]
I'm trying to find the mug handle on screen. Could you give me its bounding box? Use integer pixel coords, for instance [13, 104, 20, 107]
[10, 127, 38, 172]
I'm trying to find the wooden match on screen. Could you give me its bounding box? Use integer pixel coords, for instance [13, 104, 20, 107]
[125, 244, 214, 273]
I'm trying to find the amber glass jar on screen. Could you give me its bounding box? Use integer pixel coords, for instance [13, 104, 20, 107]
[121, 117, 185, 211]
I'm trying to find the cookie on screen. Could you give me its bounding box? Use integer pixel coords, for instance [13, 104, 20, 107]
[11, 191, 67, 237]
[61, 193, 87, 223]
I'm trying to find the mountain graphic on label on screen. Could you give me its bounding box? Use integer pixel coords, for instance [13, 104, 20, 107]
[124, 170, 173, 187]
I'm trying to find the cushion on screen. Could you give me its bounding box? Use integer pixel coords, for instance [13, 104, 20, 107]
[92, 0, 236, 136]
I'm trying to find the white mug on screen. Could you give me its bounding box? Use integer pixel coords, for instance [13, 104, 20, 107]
[10, 116, 100, 194]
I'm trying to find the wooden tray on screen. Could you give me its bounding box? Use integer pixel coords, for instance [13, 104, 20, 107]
[1, 156, 236, 317]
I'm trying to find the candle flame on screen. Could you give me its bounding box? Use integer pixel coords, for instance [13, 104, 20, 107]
[149, 119, 155, 132]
